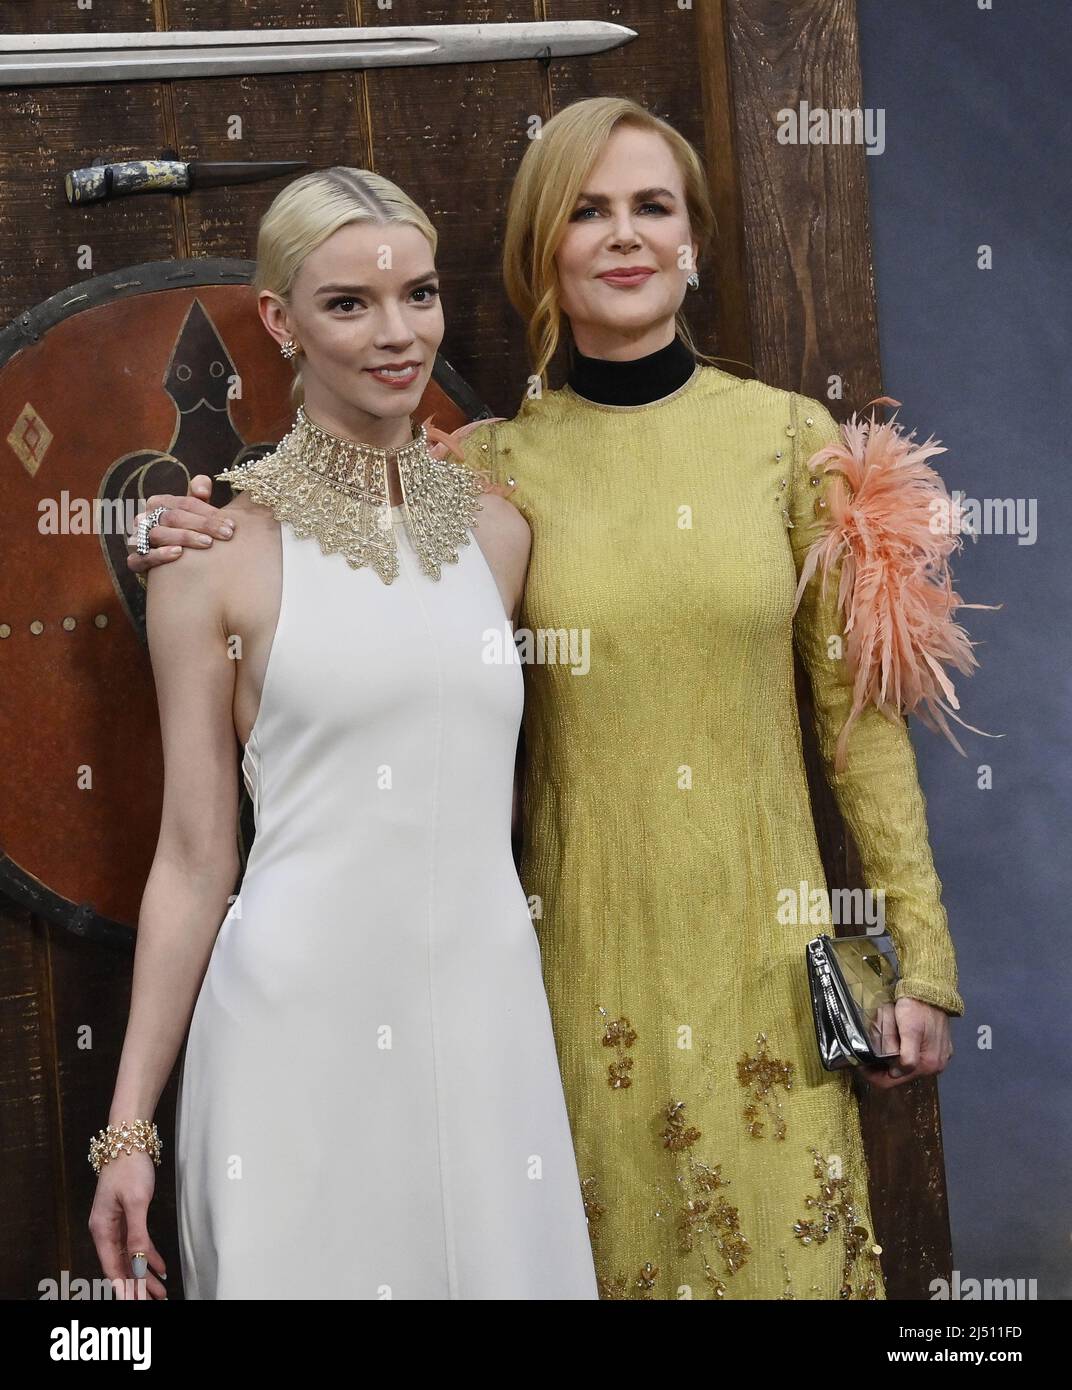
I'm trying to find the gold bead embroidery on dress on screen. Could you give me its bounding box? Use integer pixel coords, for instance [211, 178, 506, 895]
[657, 1100, 751, 1296]
[779, 471, 793, 529]
[581, 1176, 605, 1234]
[659, 1099, 702, 1151]
[789, 398, 834, 531]
[598, 1007, 637, 1089]
[776, 1247, 824, 1300]
[581, 1175, 661, 1301]
[791, 1147, 881, 1299]
[774, 443, 794, 529]
[598, 1266, 661, 1301]
[737, 1032, 795, 1139]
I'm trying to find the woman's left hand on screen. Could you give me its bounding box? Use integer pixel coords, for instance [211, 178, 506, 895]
[858, 997, 954, 1089]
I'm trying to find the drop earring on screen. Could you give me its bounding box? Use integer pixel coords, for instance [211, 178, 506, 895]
[280, 338, 300, 360]
[686, 272, 700, 291]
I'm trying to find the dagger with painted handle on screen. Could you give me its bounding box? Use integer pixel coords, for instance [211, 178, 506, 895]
[1, 22, 636, 87]
[66, 159, 311, 205]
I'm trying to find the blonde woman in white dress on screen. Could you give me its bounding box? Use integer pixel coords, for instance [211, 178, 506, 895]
[87, 168, 598, 1301]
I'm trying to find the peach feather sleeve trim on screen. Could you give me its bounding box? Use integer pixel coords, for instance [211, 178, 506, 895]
[791, 396, 1002, 775]
[423, 416, 515, 498]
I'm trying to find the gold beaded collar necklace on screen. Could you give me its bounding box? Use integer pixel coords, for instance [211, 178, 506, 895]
[217, 404, 485, 585]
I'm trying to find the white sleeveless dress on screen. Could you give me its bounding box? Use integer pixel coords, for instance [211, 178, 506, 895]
[174, 506, 598, 1300]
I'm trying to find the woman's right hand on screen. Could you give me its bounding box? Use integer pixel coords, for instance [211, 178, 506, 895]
[127, 474, 234, 576]
[88, 1152, 169, 1299]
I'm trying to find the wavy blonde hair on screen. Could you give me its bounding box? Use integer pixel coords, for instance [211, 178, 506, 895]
[502, 98, 717, 386]
[254, 167, 438, 409]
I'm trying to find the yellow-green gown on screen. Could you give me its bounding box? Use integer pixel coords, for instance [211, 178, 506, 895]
[462, 365, 964, 1300]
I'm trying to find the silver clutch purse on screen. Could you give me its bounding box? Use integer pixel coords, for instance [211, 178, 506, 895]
[806, 932, 902, 1070]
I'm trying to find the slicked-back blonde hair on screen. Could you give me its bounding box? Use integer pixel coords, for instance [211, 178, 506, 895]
[254, 167, 438, 409]
[503, 98, 717, 386]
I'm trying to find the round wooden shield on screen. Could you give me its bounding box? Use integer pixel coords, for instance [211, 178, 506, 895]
[0, 258, 490, 944]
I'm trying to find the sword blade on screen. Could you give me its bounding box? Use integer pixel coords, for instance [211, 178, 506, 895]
[0, 22, 636, 87]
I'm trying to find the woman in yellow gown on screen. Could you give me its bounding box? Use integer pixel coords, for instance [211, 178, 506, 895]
[129, 98, 968, 1301]
[459, 99, 964, 1300]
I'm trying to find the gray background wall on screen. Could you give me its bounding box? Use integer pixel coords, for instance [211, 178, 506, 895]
[858, 0, 1069, 1298]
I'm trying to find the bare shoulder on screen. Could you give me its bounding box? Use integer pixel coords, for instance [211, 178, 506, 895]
[146, 492, 276, 607]
[471, 491, 531, 555]
[220, 489, 277, 530]
[209, 491, 280, 562]
[470, 492, 530, 623]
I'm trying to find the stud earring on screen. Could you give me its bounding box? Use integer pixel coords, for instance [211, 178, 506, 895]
[280, 338, 300, 360]
[686, 272, 700, 291]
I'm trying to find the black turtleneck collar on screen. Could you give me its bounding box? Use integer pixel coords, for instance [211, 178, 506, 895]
[567, 336, 697, 406]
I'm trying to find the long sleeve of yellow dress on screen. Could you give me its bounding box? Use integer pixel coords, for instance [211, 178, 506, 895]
[788, 393, 965, 1017]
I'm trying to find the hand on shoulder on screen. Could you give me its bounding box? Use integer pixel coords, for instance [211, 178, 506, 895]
[127, 473, 234, 577]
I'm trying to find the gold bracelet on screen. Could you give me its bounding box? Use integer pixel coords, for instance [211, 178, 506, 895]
[88, 1119, 163, 1175]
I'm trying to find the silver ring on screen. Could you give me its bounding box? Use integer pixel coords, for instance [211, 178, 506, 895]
[135, 505, 167, 556]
